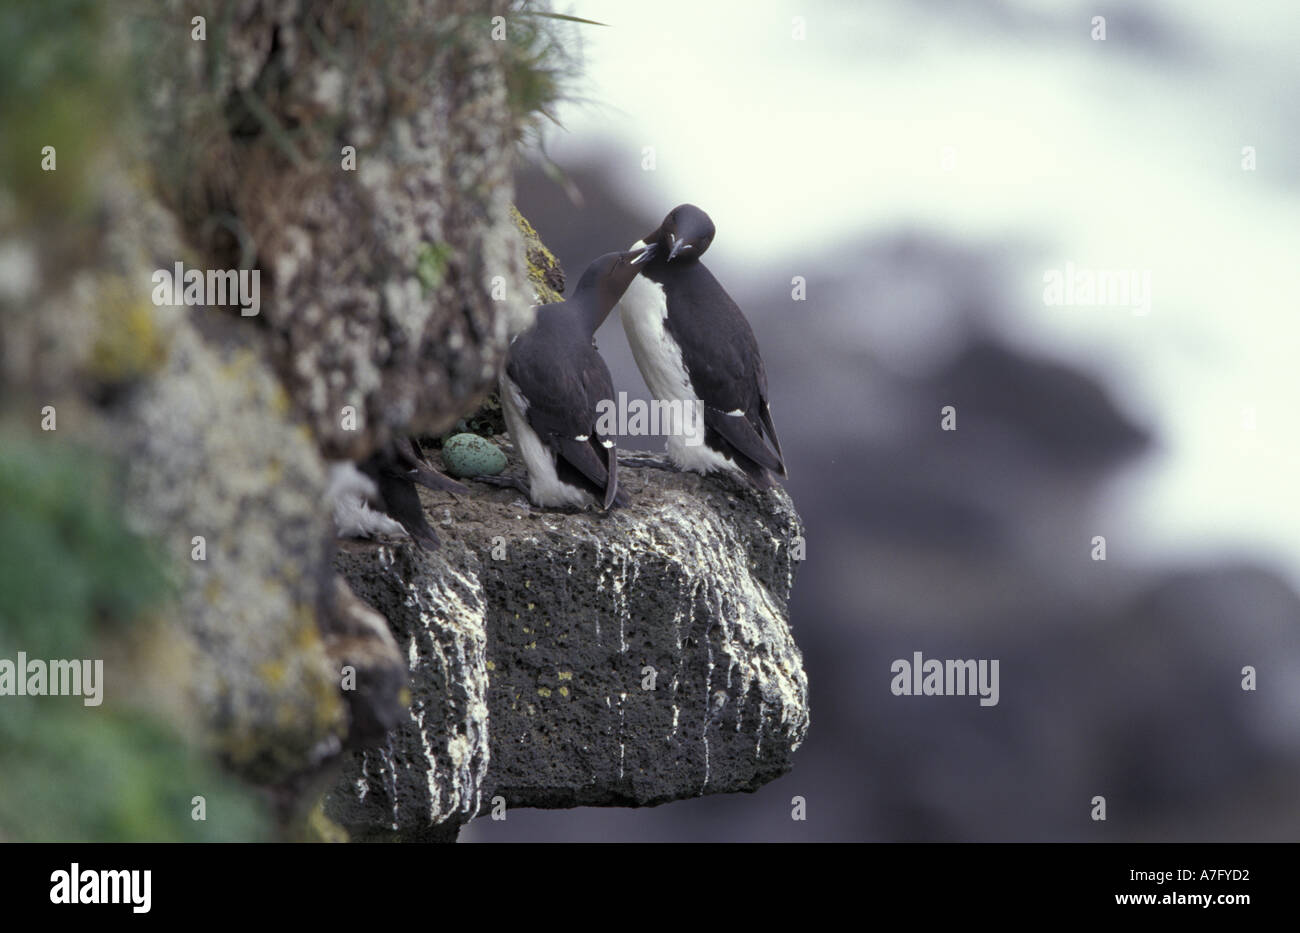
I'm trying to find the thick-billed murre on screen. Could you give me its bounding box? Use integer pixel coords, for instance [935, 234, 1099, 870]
[618, 204, 786, 487]
[481, 247, 651, 509]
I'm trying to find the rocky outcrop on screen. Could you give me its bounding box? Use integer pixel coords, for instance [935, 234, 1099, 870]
[143, 0, 535, 459]
[326, 451, 809, 840]
[0, 0, 546, 799]
[115, 312, 349, 779]
[0, 0, 809, 841]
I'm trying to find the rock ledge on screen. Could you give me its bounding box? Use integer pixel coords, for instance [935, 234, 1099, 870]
[326, 450, 808, 839]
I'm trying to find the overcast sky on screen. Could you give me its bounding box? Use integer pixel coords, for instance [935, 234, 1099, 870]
[538, 0, 1300, 583]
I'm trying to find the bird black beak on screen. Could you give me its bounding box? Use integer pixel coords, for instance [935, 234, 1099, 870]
[667, 235, 692, 262]
[630, 242, 658, 265]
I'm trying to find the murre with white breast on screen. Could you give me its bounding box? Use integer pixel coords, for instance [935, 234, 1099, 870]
[481, 247, 652, 509]
[618, 204, 786, 487]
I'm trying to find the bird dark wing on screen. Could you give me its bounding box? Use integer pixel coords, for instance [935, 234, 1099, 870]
[360, 449, 440, 549]
[581, 348, 621, 509]
[603, 439, 620, 509]
[397, 437, 470, 494]
[703, 405, 784, 474]
[756, 402, 786, 476]
[507, 326, 620, 506]
[661, 263, 786, 475]
[377, 472, 440, 549]
[752, 355, 786, 476]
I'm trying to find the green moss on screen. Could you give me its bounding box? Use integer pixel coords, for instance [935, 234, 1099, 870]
[0, 0, 132, 226]
[417, 241, 453, 294]
[0, 706, 270, 842]
[0, 435, 168, 653]
[501, 2, 595, 146]
[0, 433, 270, 841]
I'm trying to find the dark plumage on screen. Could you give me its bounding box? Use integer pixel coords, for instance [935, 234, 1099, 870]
[621, 204, 786, 488]
[494, 249, 650, 509]
[359, 437, 468, 548]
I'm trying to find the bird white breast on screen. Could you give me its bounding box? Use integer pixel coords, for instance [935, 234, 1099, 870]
[616, 272, 742, 477]
[500, 373, 597, 509]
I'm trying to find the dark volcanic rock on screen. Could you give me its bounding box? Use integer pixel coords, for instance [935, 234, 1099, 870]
[329, 540, 490, 842]
[321, 577, 409, 749]
[325, 451, 809, 839]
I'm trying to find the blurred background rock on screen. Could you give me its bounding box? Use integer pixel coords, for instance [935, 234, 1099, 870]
[469, 0, 1300, 840]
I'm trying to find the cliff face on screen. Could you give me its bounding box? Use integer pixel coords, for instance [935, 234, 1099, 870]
[4, 0, 536, 791]
[143, 0, 536, 460]
[327, 451, 808, 840]
[0, 0, 807, 840]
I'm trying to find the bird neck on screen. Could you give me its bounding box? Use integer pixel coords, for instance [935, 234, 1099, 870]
[576, 294, 613, 336]
[570, 264, 620, 334]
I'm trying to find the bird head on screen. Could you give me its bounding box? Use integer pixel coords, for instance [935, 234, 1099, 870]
[643, 203, 715, 263]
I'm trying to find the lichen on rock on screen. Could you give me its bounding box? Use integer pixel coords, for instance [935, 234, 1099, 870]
[142, 0, 536, 459]
[111, 315, 348, 780]
[514, 205, 565, 304]
[0, 0, 809, 843]
[329, 539, 492, 841]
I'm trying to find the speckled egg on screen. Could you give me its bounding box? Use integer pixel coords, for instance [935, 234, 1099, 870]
[440, 433, 506, 478]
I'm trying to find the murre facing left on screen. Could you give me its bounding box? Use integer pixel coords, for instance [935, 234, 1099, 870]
[482, 247, 651, 509]
[618, 204, 786, 488]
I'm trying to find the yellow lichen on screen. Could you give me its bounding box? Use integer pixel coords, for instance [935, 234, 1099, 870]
[513, 206, 564, 305]
[258, 660, 287, 685]
[305, 798, 349, 843]
[88, 276, 169, 383]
